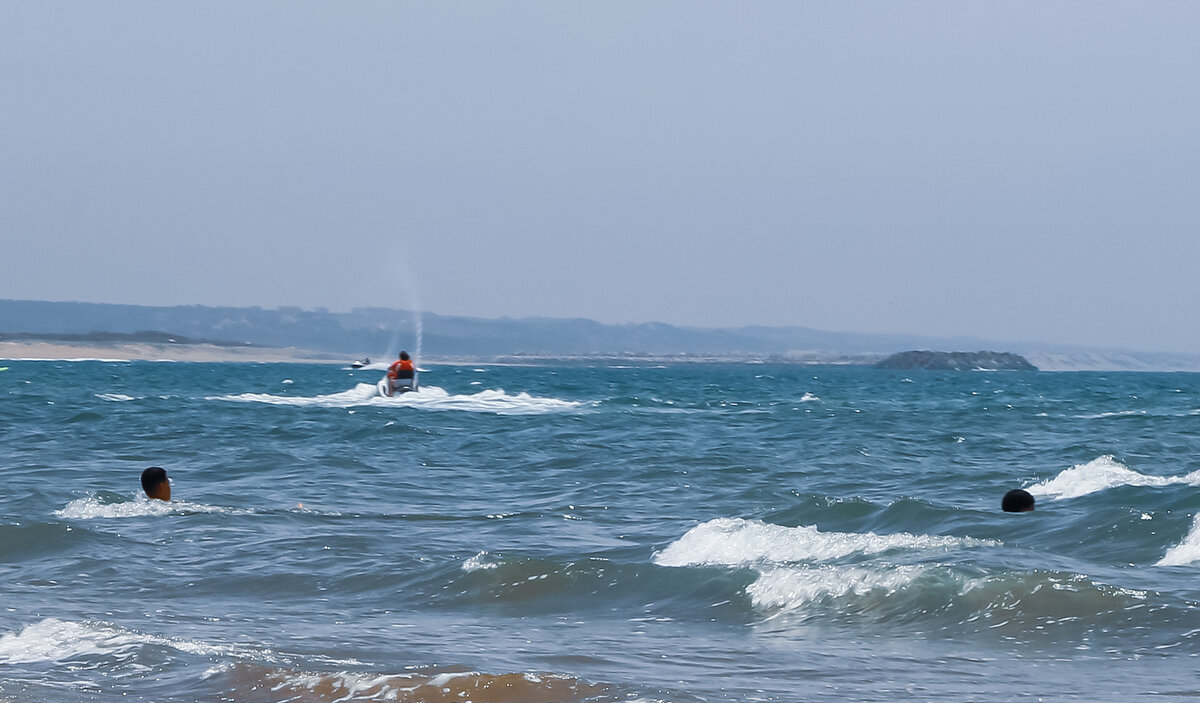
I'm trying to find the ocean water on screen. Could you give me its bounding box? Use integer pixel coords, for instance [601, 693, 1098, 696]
[3, 361, 1200, 702]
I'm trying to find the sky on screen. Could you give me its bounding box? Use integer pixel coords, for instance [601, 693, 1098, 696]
[2, 2, 1199, 353]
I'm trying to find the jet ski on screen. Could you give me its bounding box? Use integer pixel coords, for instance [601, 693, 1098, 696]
[350, 357, 371, 369]
[377, 373, 418, 397]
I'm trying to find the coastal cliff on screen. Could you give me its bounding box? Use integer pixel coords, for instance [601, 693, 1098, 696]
[876, 350, 1037, 371]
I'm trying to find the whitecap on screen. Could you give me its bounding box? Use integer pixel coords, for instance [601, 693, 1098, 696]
[653, 517, 996, 568]
[1026, 455, 1200, 500]
[210, 383, 580, 415]
[799, 392, 820, 403]
[1076, 410, 1148, 419]
[1158, 515, 1200, 566]
[95, 393, 138, 402]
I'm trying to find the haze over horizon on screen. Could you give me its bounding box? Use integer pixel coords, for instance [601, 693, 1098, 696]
[4, 3, 1199, 354]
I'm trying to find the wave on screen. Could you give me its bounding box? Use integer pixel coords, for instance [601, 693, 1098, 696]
[1026, 455, 1200, 500]
[1158, 514, 1200, 566]
[217, 663, 610, 703]
[210, 383, 581, 415]
[747, 564, 1155, 633]
[94, 393, 138, 402]
[653, 517, 997, 568]
[651, 519, 1166, 638]
[54, 496, 241, 519]
[0, 618, 254, 666]
[0, 620, 615, 703]
[746, 564, 930, 609]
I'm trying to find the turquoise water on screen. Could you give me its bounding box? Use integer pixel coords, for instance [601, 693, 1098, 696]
[3, 361, 1200, 701]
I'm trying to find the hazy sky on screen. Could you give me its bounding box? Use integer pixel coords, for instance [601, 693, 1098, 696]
[3, 2, 1199, 352]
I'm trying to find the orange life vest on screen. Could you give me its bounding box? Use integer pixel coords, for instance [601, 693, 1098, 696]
[388, 359, 415, 378]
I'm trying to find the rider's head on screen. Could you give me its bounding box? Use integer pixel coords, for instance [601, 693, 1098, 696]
[399, 351, 410, 360]
[1001, 488, 1034, 512]
[141, 467, 171, 501]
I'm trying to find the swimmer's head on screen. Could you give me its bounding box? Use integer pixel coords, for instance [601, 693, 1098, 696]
[1001, 488, 1034, 512]
[399, 351, 410, 360]
[141, 466, 171, 501]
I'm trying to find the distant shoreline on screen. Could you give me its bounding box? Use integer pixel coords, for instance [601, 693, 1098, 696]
[0, 341, 346, 364]
[8, 340, 1200, 372]
[0, 340, 882, 366]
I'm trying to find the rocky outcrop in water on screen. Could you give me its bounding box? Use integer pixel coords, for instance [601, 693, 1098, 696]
[875, 350, 1037, 371]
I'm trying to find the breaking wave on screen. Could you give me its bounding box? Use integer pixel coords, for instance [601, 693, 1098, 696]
[1158, 514, 1200, 566]
[0, 618, 260, 666]
[653, 519, 1160, 636]
[653, 517, 997, 568]
[1026, 455, 1200, 500]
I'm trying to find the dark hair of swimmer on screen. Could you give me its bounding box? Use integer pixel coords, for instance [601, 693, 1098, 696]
[399, 351, 410, 360]
[141, 466, 171, 502]
[1001, 488, 1034, 512]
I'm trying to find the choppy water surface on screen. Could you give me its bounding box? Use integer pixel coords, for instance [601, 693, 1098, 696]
[3, 361, 1200, 701]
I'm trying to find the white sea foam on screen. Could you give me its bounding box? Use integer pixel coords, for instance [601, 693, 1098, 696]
[653, 517, 996, 568]
[54, 496, 236, 519]
[1026, 455, 1200, 500]
[211, 383, 581, 415]
[746, 565, 929, 609]
[0, 618, 242, 665]
[1157, 515, 1200, 566]
[799, 392, 820, 402]
[0, 619, 365, 674]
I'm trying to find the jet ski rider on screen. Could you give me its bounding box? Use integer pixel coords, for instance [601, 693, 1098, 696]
[387, 351, 416, 393]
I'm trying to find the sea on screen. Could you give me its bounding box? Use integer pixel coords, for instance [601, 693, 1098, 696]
[3, 360, 1200, 702]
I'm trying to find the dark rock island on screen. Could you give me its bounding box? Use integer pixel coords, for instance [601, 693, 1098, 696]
[876, 350, 1037, 371]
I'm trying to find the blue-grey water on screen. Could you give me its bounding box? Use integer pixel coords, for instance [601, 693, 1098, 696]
[3, 360, 1200, 701]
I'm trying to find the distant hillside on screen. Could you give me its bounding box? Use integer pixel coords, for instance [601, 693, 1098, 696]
[0, 299, 973, 360]
[4, 299, 1200, 370]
